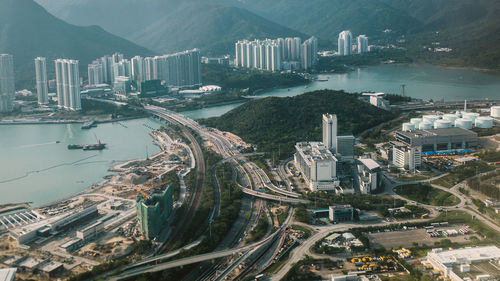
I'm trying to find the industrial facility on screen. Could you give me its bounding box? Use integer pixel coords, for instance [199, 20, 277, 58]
[396, 128, 478, 153]
[294, 142, 339, 192]
[294, 113, 359, 192]
[426, 246, 500, 281]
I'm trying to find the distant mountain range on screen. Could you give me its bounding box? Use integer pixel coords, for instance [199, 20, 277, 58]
[34, 0, 500, 69]
[0, 0, 153, 87]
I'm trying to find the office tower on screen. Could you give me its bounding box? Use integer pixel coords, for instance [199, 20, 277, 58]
[131, 56, 145, 82]
[55, 59, 81, 110]
[0, 54, 14, 112]
[88, 61, 104, 85]
[34, 57, 49, 105]
[357, 35, 369, 54]
[322, 113, 338, 153]
[301, 36, 318, 70]
[338, 30, 353, 56]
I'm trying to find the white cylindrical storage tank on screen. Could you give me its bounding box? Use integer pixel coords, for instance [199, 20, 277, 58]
[455, 118, 473, 130]
[442, 114, 458, 123]
[491, 106, 500, 118]
[475, 116, 493, 128]
[402, 123, 415, 131]
[410, 118, 422, 126]
[434, 120, 452, 129]
[463, 112, 480, 122]
[419, 121, 433, 130]
[423, 115, 439, 124]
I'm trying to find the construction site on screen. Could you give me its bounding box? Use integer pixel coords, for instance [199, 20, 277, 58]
[0, 129, 193, 280]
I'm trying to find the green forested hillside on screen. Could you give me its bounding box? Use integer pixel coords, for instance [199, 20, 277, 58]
[201, 90, 396, 157]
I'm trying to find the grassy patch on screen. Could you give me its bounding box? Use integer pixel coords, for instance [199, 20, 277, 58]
[291, 224, 312, 238]
[431, 161, 495, 188]
[394, 184, 460, 206]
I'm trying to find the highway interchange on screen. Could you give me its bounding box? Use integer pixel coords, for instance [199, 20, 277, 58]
[101, 106, 500, 281]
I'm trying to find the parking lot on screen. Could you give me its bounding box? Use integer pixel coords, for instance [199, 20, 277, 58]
[368, 226, 475, 248]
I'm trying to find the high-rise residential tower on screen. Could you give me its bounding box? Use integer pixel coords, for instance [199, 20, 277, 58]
[322, 113, 338, 153]
[55, 59, 81, 110]
[88, 61, 104, 85]
[0, 54, 14, 112]
[131, 56, 145, 82]
[338, 30, 353, 56]
[34, 57, 49, 105]
[357, 35, 369, 54]
[301, 36, 318, 70]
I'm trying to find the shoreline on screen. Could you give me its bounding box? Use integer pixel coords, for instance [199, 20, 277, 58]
[0, 115, 148, 126]
[1, 117, 164, 209]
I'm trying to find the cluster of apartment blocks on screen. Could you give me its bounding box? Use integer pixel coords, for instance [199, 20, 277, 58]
[338, 30, 369, 56]
[0, 49, 201, 112]
[235, 36, 318, 71]
[294, 114, 380, 194]
[88, 49, 202, 91]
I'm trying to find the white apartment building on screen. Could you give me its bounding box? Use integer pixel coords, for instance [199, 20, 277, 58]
[0, 54, 15, 112]
[357, 35, 369, 54]
[34, 57, 48, 104]
[338, 30, 353, 56]
[55, 59, 81, 110]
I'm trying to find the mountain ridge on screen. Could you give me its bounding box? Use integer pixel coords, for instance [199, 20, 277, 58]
[0, 0, 154, 87]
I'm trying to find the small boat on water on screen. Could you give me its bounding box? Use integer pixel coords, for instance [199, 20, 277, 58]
[83, 141, 106, 151]
[67, 144, 84, 149]
[67, 133, 106, 150]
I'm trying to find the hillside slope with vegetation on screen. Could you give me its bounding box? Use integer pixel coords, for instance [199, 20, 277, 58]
[201, 90, 396, 157]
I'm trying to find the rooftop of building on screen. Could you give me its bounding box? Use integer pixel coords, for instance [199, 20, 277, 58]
[329, 204, 353, 210]
[39, 261, 63, 273]
[0, 268, 16, 281]
[362, 92, 385, 97]
[397, 127, 477, 138]
[358, 158, 380, 171]
[18, 257, 44, 269]
[428, 246, 500, 264]
[337, 135, 355, 139]
[2, 256, 21, 266]
[295, 142, 337, 162]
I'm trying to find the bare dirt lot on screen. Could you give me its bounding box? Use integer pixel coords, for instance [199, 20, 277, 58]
[368, 226, 477, 248]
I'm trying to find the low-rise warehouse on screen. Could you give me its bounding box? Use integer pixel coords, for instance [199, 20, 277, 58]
[427, 246, 500, 281]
